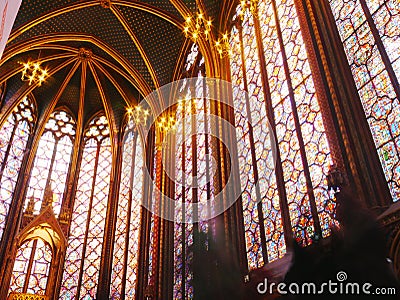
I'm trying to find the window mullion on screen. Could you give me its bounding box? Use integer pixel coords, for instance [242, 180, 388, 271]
[250, 6, 294, 246]
[190, 84, 199, 230]
[181, 100, 186, 299]
[149, 137, 163, 297]
[202, 77, 212, 233]
[22, 239, 38, 293]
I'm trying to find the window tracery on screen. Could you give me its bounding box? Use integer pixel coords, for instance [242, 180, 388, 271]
[24, 110, 76, 217]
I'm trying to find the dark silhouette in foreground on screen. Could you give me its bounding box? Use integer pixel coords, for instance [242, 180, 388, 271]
[278, 187, 399, 299]
[188, 187, 400, 299]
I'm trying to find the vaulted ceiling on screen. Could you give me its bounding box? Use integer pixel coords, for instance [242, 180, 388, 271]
[0, 0, 235, 130]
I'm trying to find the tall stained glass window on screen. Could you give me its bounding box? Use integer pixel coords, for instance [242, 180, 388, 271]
[60, 115, 112, 300]
[173, 44, 214, 299]
[24, 110, 76, 216]
[8, 238, 52, 296]
[110, 119, 144, 300]
[329, 0, 400, 201]
[230, 0, 334, 269]
[0, 97, 35, 241]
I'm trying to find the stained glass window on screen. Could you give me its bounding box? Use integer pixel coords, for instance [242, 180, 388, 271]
[173, 44, 213, 299]
[329, 0, 400, 202]
[60, 115, 112, 300]
[230, 0, 334, 269]
[110, 119, 144, 300]
[0, 97, 35, 242]
[24, 110, 76, 217]
[8, 238, 52, 296]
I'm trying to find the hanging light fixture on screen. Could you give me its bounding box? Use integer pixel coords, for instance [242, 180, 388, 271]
[20, 50, 48, 86]
[126, 104, 150, 126]
[239, 0, 259, 17]
[127, 86, 150, 126]
[20, 60, 48, 86]
[215, 31, 233, 58]
[156, 112, 176, 133]
[181, 3, 234, 59]
[183, 9, 213, 42]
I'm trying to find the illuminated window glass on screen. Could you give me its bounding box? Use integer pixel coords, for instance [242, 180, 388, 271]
[0, 97, 34, 241]
[60, 115, 112, 300]
[230, 0, 334, 269]
[24, 110, 75, 216]
[329, 0, 400, 201]
[110, 119, 143, 300]
[173, 44, 213, 299]
[8, 238, 52, 296]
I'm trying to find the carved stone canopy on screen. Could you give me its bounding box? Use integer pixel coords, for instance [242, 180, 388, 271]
[16, 206, 67, 252]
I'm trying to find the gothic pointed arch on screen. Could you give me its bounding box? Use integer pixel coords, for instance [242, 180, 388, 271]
[8, 206, 67, 299]
[23, 109, 76, 218]
[60, 113, 112, 299]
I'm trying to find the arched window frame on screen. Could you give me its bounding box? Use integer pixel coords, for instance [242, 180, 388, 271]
[6, 205, 67, 300]
[60, 113, 112, 300]
[23, 108, 76, 217]
[8, 238, 53, 296]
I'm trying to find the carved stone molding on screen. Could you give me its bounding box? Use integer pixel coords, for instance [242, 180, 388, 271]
[7, 293, 48, 300]
[78, 48, 93, 61]
[100, 0, 111, 9]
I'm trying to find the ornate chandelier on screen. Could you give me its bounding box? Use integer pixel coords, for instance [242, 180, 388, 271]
[215, 32, 232, 58]
[239, 0, 259, 18]
[183, 10, 212, 42]
[182, 7, 233, 59]
[126, 105, 150, 125]
[156, 113, 176, 133]
[20, 60, 48, 86]
[126, 105, 176, 133]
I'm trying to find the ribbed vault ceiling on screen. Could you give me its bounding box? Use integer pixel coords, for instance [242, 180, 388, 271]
[0, 0, 231, 131]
